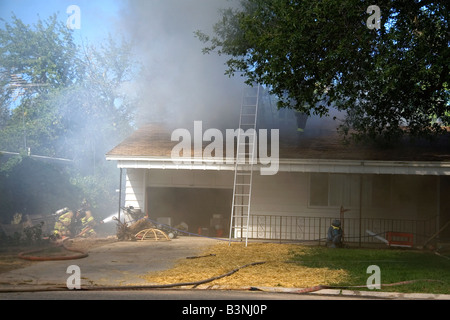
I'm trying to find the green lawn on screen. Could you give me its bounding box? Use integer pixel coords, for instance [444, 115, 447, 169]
[291, 247, 450, 294]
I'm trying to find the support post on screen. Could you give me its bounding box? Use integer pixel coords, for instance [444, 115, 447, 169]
[118, 168, 123, 221]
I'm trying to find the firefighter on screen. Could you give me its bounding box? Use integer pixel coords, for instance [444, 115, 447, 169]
[73, 199, 91, 235]
[327, 219, 343, 248]
[78, 211, 97, 237]
[53, 210, 74, 238]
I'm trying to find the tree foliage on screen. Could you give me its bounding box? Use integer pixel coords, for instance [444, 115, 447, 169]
[0, 14, 78, 99]
[0, 14, 139, 159]
[0, 13, 140, 218]
[197, 0, 449, 142]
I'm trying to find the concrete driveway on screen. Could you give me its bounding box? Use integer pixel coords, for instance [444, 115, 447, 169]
[0, 237, 220, 289]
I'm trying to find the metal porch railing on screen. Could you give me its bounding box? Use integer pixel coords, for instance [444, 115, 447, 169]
[232, 214, 437, 246]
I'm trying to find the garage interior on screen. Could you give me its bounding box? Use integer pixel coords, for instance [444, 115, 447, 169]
[146, 187, 232, 237]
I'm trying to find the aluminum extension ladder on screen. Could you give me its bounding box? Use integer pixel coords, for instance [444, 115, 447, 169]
[229, 84, 261, 246]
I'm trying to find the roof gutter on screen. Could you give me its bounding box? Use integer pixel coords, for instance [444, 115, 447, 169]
[105, 155, 450, 176]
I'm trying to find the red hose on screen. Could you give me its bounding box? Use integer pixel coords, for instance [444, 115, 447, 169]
[18, 238, 88, 261]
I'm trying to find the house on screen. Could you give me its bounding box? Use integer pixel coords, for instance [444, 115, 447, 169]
[106, 103, 450, 247]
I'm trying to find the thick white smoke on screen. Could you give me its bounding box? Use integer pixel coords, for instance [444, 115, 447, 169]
[117, 0, 246, 130]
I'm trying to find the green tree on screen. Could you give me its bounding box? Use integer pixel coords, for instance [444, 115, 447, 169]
[0, 13, 140, 219]
[52, 36, 139, 172]
[0, 14, 139, 158]
[197, 0, 449, 142]
[0, 14, 79, 155]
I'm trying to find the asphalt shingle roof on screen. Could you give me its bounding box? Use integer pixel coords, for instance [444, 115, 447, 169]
[106, 123, 450, 162]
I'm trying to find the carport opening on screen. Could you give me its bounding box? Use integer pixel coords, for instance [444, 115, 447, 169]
[146, 187, 232, 237]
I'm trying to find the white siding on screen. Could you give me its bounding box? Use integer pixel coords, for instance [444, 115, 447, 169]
[249, 172, 438, 231]
[124, 169, 146, 211]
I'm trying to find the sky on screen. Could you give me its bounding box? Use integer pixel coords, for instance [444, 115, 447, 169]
[0, 0, 124, 44]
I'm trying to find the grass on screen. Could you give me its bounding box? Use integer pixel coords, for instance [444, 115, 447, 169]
[291, 246, 450, 294]
[142, 242, 450, 294]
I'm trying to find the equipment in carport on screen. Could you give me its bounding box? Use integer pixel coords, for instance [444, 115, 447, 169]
[121, 206, 145, 222]
[135, 228, 170, 241]
[115, 207, 178, 240]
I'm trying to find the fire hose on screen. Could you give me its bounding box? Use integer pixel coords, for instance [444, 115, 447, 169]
[284, 279, 444, 294]
[17, 238, 88, 261]
[1, 254, 443, 294]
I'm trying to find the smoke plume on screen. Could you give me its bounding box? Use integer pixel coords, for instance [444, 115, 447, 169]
[118, 0, 245, 130]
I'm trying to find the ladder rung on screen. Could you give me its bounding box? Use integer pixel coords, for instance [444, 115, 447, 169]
[235, 183, 251, 186]
[235, 194, 250, 196]
[234, 204, 249, 207]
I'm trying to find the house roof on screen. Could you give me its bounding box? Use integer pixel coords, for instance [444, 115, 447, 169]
[107, 123, 176, 158]
[106, 123, 450, 162]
